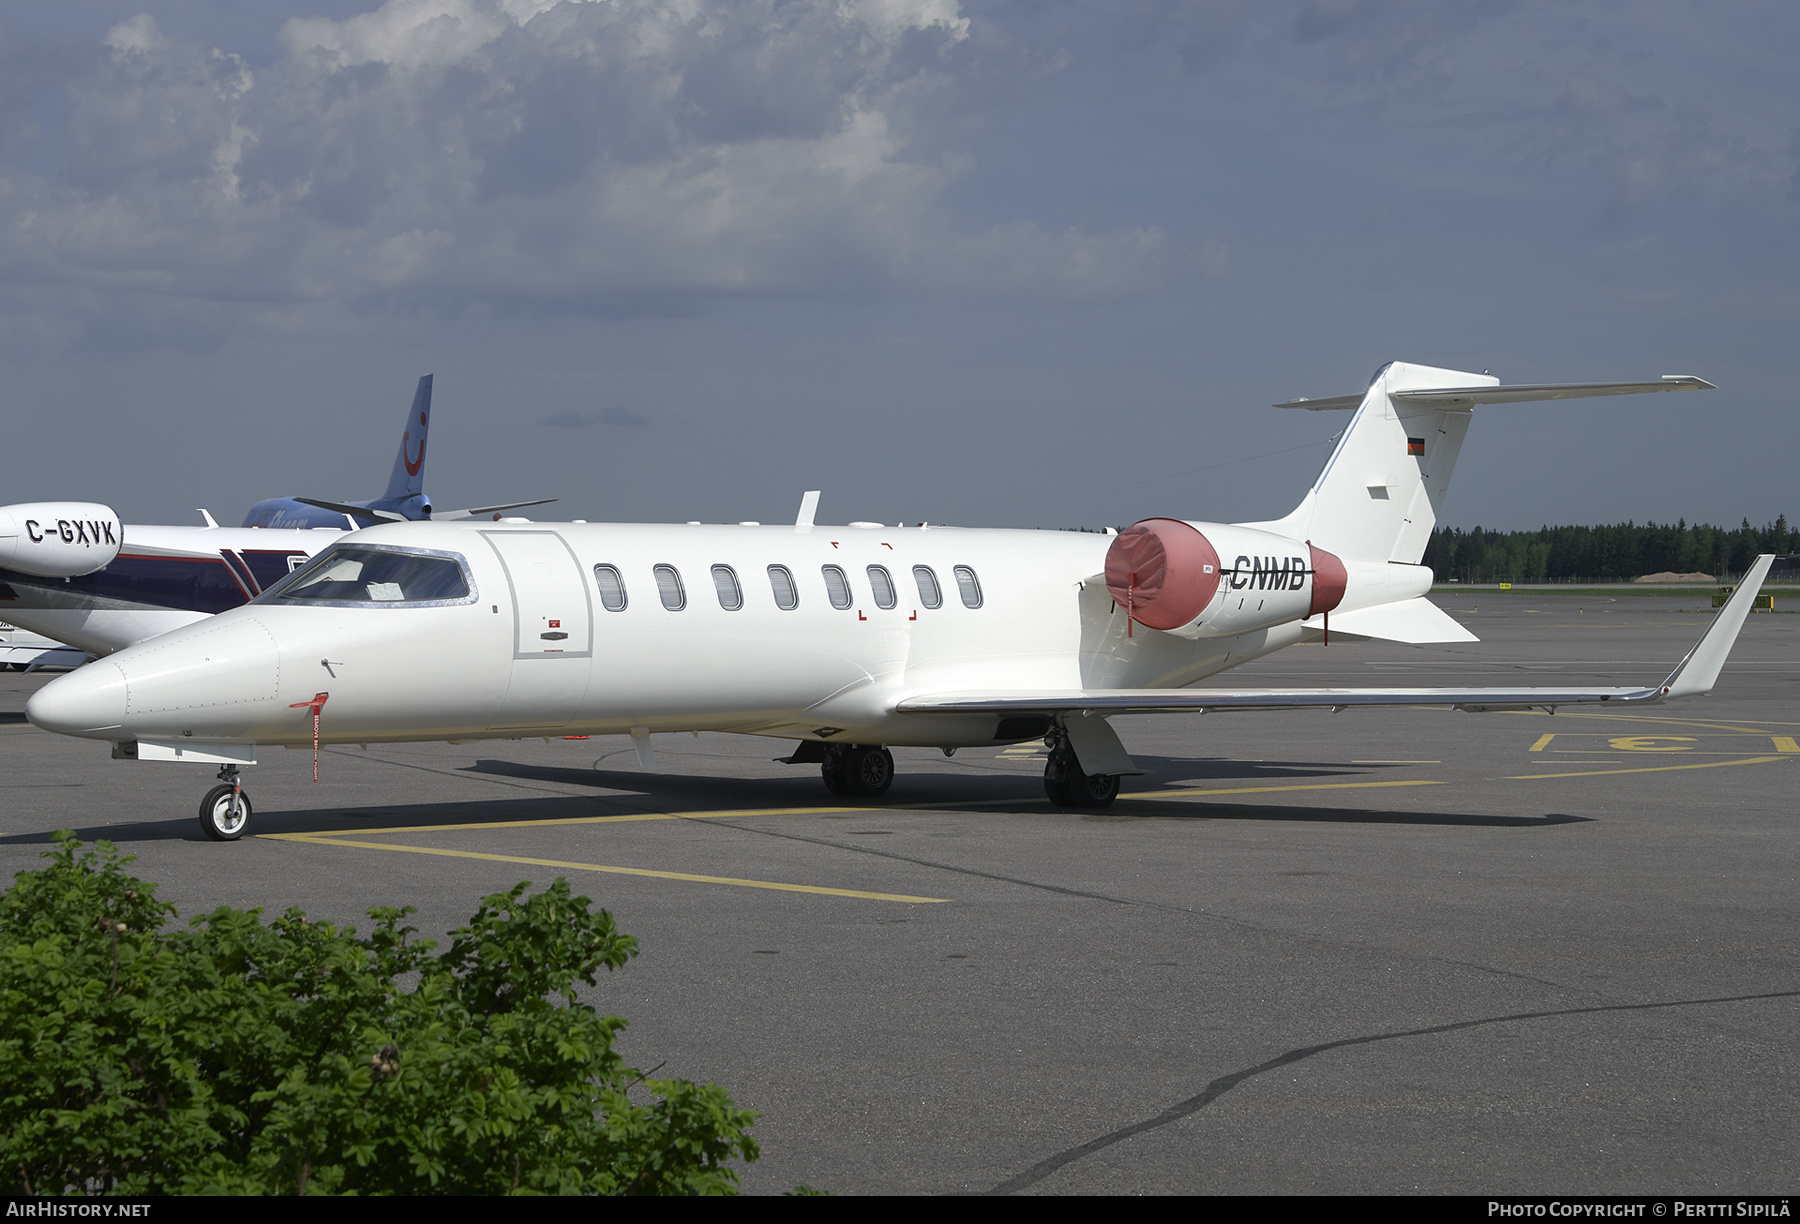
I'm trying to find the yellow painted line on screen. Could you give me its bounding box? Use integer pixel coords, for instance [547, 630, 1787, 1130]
[1508, 755, 1790, 780]
[266, 836, 949, 903]
[261, 804, 884, 839]
[1528, 734, 1555, 752]
[1774, 737, 1800, 753]
[1502, 711, 1794, 734]
[1123, 779, 1445, 800]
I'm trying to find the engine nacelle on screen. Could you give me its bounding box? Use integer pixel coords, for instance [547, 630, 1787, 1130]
[1104, 518, 1346, 640]
[0, 502, 123, 578]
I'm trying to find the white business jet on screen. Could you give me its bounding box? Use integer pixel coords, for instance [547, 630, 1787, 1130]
[26, 362, 1767, 842]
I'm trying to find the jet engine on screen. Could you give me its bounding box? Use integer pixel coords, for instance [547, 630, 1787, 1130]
[0, 502, 123, 578]
[1104, 517, 1345, 640]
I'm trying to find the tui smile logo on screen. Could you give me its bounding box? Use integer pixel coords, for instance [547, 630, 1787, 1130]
[403, 417, 426, 476]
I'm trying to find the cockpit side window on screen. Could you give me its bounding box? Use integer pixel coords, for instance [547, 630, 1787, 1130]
[258, 545, 473, 607]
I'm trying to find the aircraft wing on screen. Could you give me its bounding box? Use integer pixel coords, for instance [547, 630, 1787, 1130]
[899, 556, 1773, 718]
[294, 498, 406, 523]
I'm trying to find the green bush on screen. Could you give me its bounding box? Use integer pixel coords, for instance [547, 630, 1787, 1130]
[0, 834, 760, 1195]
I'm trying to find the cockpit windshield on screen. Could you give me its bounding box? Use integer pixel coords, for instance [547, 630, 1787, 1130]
[256, 545, 473, 607]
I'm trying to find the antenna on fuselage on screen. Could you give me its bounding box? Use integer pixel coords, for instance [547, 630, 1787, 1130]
[795, 490, 820, 533]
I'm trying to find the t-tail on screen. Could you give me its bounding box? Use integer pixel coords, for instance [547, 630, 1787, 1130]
[1249, 361, 1715, 564]
[1103, 362, 1714, 647]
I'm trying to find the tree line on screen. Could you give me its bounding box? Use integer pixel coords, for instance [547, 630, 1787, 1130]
[1422, 517, 1797, 584]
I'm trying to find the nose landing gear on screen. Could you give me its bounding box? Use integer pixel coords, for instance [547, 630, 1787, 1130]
[199, 765, 252, 841]
[1043, 730, 1121, 809]
[821, 743, 894, 797]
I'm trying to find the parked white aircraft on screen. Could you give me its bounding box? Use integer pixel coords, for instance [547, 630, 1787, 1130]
[0, 502, 334, 656]
[0, 376, 553, 657]
[0, 621, 86, 671]
[26, 362, 1764, 842]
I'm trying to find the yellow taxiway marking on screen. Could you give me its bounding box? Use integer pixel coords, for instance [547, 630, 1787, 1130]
[265, 805, 880, 839]
[1505, 711, 1799, 734]
[1508, 755, 1790, 780]
[264, 834, 949, 903]
[1528, 734, 1556, 752]
[1123, 779, 1444, 801]
[1773, 737, 1800, 753]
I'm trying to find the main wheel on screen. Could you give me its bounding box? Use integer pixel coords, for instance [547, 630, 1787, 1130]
[821, 746, 850, 795]
[1043, 751, 1118, 808]
[1067, 770, 1120, 808]
[199, 784, 252, 841]
[843, 745, 894, 797]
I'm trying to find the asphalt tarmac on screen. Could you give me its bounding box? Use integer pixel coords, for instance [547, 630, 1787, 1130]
[2, 592, 1795, 1195]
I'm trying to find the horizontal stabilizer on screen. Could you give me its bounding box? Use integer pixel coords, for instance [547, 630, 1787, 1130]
[1317, 597, 1477, 644]
[1277, 375, 1715, 411]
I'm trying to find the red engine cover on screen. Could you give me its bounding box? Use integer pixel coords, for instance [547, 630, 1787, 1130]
[1308, 543, 1346, 617]
[1104, 518, 1222, 631]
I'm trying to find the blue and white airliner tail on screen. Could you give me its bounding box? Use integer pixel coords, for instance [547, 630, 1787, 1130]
[241, 376, 437, 528]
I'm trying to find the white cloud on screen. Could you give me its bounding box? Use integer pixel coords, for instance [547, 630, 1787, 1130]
[0, 0, 1182, 346]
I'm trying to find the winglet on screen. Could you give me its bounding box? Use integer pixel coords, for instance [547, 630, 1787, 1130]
[1658, 555, 1774, 699]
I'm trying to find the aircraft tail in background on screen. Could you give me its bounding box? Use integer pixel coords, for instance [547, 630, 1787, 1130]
[383, 374, 433, 502]
[236, 377, 554, 529]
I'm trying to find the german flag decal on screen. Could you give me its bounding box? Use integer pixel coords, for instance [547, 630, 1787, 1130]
[1406, 437, 1425, 456]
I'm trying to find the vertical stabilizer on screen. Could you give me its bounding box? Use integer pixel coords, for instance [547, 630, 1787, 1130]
[384, 375, 434, 501]
[1248, 361, 1492, 563]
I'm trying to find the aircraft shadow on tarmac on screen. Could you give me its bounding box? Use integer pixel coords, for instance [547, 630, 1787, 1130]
[3, 755, 1591, 846]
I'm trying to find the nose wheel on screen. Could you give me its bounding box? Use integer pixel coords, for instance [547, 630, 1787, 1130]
[199, 765, 252, 840]
[821, 744, 894, 797]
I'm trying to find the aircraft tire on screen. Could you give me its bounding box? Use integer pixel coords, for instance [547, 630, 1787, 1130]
[199, 785, 252, 841]
[843, 745, 894, 798]
[821, 747, 850, 795]
[1068, 771, 1120, 808]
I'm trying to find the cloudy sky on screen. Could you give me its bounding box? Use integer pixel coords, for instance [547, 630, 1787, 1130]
[1, 0, 1793, 532]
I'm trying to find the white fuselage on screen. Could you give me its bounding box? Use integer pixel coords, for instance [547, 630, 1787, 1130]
[27, 519, 1420, 752]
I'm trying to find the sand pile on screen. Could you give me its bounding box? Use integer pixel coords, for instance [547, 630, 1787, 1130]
[1633, 571, 1717, 584]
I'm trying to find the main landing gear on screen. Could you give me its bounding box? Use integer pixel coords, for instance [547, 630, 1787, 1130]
[821, 743, 894, 798]
[1042, 729, 1120, 809]
[199, 764, 252, 841]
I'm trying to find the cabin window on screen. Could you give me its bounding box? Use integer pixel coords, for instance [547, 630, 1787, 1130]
[768, 565, 799, 610]
[260, 545, 472, 607]
[711, 565, 742, 610]
[593, 565, 627, 611]
[954, 565, 983, 609]
[867, 565, 897, 610]
[822, 565, 852, 610]
[654, 564, 685, 611]
[913, 565, 942, 609]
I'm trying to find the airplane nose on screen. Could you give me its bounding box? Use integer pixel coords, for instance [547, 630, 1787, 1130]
[27, 660, 128, 738]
